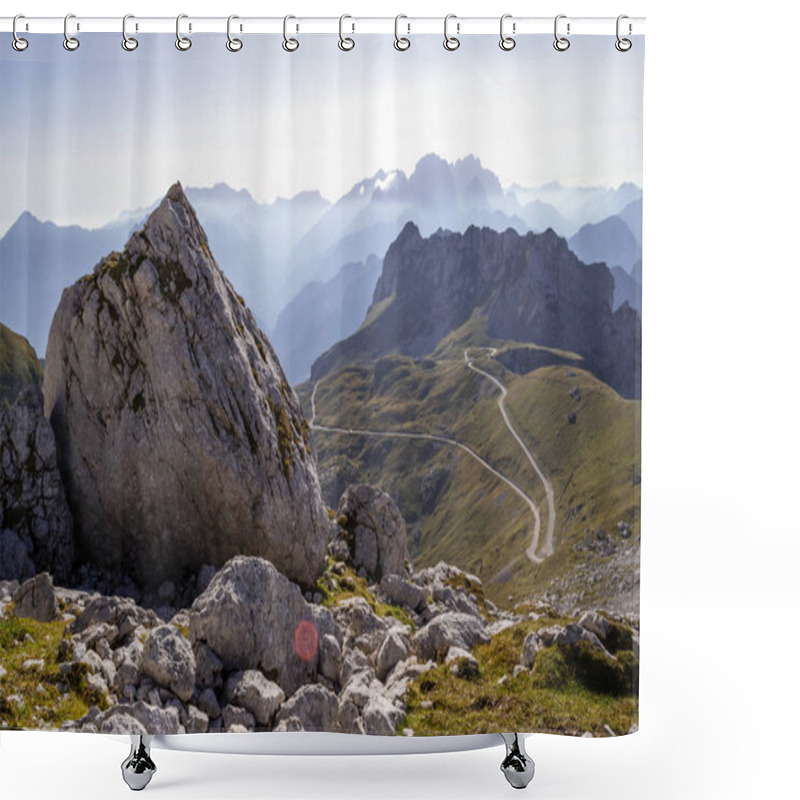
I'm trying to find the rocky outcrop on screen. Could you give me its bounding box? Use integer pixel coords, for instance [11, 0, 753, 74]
[188, 556, 339, 695]
[335, 485, 408, 581]
[312, 223, 640, 399]
[43, 182, 329, 588]
[11, 573, 59, 622]
[0, 383, 73, 582]
[412, 612, 490, 662]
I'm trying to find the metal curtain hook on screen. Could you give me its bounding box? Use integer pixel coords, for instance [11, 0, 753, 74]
[553, 14, 570, 51]
[63, 13, 79, 51]
[122, 14, 138, 51]
[500, 14, 515, 51]
[175, 14, 192, 50]
[444, 14, 460, 51]
[283, 15, 299, 51]
[12, 14, 28, 51]
[227, 15, 243, 51]
[339, 14, 355, 51]
[394, 14, 410, 51]
[616, 14, 632, 51]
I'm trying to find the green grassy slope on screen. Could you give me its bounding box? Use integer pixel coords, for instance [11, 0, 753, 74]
[0, 322, 43, 407]
[300, 315, 640, 610]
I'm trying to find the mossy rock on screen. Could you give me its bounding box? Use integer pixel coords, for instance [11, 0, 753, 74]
[532, 641, 637, 697]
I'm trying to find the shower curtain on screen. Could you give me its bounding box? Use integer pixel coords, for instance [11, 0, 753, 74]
[0, 23, 643, 738]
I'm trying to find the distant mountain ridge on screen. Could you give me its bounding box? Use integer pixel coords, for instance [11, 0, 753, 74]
[312, 222, 641, 399]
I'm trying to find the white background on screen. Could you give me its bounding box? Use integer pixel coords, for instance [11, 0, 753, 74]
[2, 1, 799, 798]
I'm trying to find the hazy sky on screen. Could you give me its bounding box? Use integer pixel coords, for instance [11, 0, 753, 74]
[0, 32, 643, 235]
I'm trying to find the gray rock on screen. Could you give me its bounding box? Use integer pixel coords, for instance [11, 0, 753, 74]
[222, 704, 256, 732]
[186, 705, 209, 733]
[20, 658, 45, 672]
[273, 716, 304, 733]
[318, 634, 342, 684]
[340, 646, 370, 686]
[196, 687, 221, 720]
[112, 660, 141, 695]
[275, 684, 340, 733]
[333, 596, 388, 656]
[520, 632, 541, 669]
[194, 643, 224, 689]
[223, 670, 285, 726]
[445, 647, 479, 679]
[141, 625, 196, 702]
[0, 384, 73, 582]
[376, 631, 410, 681]
[189, 556, 339, 695]
[412, 612, 489, 662]
[578, 611, 610, 641]
[88, 701, 182, 734]
[336, 485, 408, 580]
[340, 669, 380, 711]
[379, 574, 426, 612]
[513, 664, 528, 679]
[363, 693, 404, 736]
[43, 183, 330, 589]
[12, 573, 59, 622]
[70, 595, 157, 644]
[338, 697, 364, 734]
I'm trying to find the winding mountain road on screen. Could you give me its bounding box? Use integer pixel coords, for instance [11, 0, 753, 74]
[310, 351, 554, 563]
[464, 348, 556, 559]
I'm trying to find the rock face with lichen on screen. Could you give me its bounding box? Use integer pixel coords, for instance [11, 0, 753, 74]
[43, 183, 330, 589]
[0, 381, 74, 582]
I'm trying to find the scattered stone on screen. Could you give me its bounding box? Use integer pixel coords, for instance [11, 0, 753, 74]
[273, 716, 303, 733]
[11, 573, 59, 622]
[189, 556, 339, 695]
[446, 647, 479, 679]
[20, 658, 45, 672]
[520, 631, 541, 669]
[412, 612, 489, 662]
[363, 692, 404, 735]
[194, 643, 225, 690]
[275, 684, 340, 732]
[336, 485, 408, 581]
[379, 574, 426, 612]
[603, 724, 617, 737]
[186, 705, 209, 734]
[196, 687, 222, 720]
[578, 611, 610, 642]
[86, 701, 182, 734]
[513, 665, 528, 679]
[376, 631, 410, 681]
[222, 704, 256, 732]
[141, 625, 196, 702]
[223, 670, 285, 726]
[318, 634, 342, 684]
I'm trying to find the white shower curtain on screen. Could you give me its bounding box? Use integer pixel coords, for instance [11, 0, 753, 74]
[1, 21, 643, 739]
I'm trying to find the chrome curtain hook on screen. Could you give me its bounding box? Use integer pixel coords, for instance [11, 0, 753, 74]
[499, 13, 516, 51]
[227, 15, 243, 51]
[616, 14, 632, 51]
[176, 14, 192, 50]
[444, 14, 460, 51]
[338, 14, 355, 51]
[12, 14, 29, 51]
[553, 14, 570, 51]
[283, 15, 299, 52]
[63, 13, 80, 51]
[122, 14, 138, 51]
[394, 14, 410, 51]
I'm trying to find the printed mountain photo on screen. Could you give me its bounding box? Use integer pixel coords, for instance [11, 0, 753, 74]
[1, 34, 642, 738]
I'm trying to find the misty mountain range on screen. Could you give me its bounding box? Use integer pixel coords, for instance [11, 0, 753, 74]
[0, 154, 641, 381]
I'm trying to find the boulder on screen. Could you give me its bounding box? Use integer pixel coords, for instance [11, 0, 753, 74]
[0, 383, 73, 582]
[376, 631, 410, 681]
[196, 687, 222, 720]
[222, 704, 256, 732]
[336, 485, 408, 580]
[578, 611, 611, 642]
[223, 670, 285, 726]
[379, 574, 427, 612]
[412, 612, 489, 662]
[12, 573, 59, 622]
[43, 183, 329, 588]
[363, 693, 404, 736]
[70, 595, 158, 645]
[88, 701, 182, 734]
[194, 643, 224, 689]
[186, 705, 209, 733]
[520, 632, 541, 669]
[275, 684, 340, 733]
[446, 646, 479, 679]
[141, 625, 196, 702]
[189, 556, 339, 695]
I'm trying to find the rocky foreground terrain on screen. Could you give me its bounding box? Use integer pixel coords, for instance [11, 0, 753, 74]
[1, 183, 638, 736]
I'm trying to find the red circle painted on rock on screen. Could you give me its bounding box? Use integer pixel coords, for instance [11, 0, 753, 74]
[294, 619, 319, 662]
